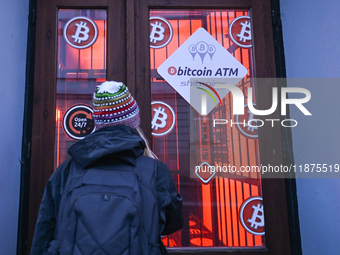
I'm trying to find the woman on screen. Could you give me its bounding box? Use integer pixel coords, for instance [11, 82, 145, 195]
[31, 81, 183, 255]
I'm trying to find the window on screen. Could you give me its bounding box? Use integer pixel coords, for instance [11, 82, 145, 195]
[23, 1, 292, 254]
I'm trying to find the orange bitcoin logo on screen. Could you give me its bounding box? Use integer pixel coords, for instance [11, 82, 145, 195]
[240, 196, 265, 235]
[150, 17, 173, 49]
[229, 16, 252, 48]
[64, 16, 98, 49]
[151, 101, 176, 136]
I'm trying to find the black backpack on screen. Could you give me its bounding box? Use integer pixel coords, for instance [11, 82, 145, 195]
[47, 156, 163, 255]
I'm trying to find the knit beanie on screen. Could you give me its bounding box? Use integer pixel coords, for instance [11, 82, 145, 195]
[92, 81, 140, 129]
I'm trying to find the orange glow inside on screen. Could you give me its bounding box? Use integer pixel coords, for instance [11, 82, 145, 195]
[152, 9, 264, 249]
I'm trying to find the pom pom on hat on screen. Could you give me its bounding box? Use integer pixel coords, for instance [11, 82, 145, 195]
[92, 81, 140, 129]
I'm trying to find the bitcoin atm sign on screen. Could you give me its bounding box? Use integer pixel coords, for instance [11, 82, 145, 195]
[64, 16, 98, 49]
[157, 27, 247, 115]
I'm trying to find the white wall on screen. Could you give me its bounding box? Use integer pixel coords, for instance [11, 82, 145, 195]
[0, 0, 28, 254]
[281, 0, 340, 254]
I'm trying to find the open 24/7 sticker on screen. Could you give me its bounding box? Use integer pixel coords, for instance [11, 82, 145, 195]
[151, 101, 176, 136]
[63, 104, 95, 140]
[64, 16, 98, 49]
[239, 196, 265, 235]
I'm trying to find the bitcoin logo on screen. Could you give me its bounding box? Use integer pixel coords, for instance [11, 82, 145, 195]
[150, 17, 173, 49]
[152, 107, 168, 130]
[64, 16, 98, 49]
[229, 16, 252, 48]
[197, 42, 207, 53]
[71, 21, 90, 43]
[150, 21, 165, 43]
[151, 101, 176, 136]
[189, 44, 197, 54]
[168, 66, 177, 75]
[247, 204, 264, 229]
[237, 21, 251, 43]
[240, 196, 265, 235]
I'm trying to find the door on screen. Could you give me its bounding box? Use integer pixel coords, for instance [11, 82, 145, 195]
[23, 0, 291, 254]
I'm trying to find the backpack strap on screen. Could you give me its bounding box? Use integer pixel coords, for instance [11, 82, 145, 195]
[133, 156, 163, 254]
[47, 160, 86, 255]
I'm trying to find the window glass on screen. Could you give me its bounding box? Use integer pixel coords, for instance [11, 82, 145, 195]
[55, 9, 107, 168]
[150, 9, 264, 249]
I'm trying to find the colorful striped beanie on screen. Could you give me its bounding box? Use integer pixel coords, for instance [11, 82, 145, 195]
[92, 81, 140, 129]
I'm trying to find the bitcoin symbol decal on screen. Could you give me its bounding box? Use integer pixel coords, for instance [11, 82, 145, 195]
[168, 66, 177, 75]
[240, 196, 265, 235]
[150, 17, 173, 49]
[71, 21, 90, 43]
[229, 16, 252, 48]
[208, 45, 216, 60]
[189, 44, 197, 60]
[152, 106, 168, 130]
[151, 101, 176, 137]
[64, 17, 98, 49]
[237, 21, 251, 43]
[150, 21, 165, 43]
[247, 204, 264, 229]
[199, 43, 206, 51]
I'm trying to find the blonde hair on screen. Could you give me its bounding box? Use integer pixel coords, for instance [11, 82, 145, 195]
[135, 126, 158, 159]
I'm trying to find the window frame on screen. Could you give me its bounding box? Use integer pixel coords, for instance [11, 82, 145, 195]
[19, 0, 296, 254]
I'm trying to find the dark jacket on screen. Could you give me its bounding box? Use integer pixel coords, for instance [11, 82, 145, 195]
[30, 125, 183, 254]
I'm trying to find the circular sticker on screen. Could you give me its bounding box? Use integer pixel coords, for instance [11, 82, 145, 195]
[151, 101, 176, 136]
[150, 17, 173, 49]
[236, 103, 258, 139]
[229, 16, 252, 48]
[240, 196, 265, 236]
[64, 16, 98, 49]
[63, 104, 95, 140]
[168, 66, 177, 75]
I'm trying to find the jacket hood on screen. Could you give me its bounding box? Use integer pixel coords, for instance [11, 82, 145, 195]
[68, 125, 146, 168]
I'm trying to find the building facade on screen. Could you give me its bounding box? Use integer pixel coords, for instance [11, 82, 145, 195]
[1, 0, 339, 254]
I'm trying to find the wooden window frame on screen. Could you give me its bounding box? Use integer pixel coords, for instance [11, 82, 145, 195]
[132, 1, 291, 253]
[20, 0, 295, 254]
